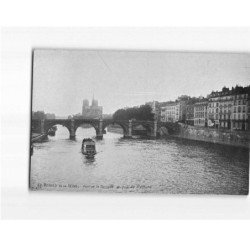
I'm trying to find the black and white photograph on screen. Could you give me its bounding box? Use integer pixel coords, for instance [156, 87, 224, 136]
[1, 13, 250, 250]
[30, 49, 249, 195]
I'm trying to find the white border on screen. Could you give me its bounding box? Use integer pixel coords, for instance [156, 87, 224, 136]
[1, 0, 250, 26]
[1, 27, 250, 220]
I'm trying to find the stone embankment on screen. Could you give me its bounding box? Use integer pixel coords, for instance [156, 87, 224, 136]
[31, 133, 47, 143]
[173, 123, 250, 148]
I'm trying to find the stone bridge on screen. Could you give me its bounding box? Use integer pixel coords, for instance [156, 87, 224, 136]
[31, 118, 180, 139]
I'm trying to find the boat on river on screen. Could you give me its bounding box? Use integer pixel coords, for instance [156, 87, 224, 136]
[48, 126, 57, 136]
[81, 138, 96, 158]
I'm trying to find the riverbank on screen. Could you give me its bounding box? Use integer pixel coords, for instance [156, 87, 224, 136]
[107, 123, 249, 148]
[173, 123, 250, 149]
[31, 133, 47, 143]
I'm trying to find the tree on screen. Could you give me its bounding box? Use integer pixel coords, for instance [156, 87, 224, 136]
[113, 104, 154, 121]
[32, 111, 45, 120]
[222, 86, 229, 92]
[177, 95, 190, 101]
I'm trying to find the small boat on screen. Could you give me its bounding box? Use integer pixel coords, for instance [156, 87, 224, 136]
[48, 130, 55, 136]
[48, 126, 57, 136]
[81, 138, 96, 158]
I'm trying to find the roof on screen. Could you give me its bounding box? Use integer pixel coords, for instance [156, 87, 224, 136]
[82, 138, 95, 143]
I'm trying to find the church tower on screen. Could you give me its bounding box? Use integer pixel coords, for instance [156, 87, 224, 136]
[91, 94, 98, 107]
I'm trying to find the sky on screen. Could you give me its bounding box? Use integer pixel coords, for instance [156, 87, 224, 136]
[32, 49, 250, 116]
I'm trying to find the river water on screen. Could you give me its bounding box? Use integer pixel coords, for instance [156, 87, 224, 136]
[30, 127, 249, 194]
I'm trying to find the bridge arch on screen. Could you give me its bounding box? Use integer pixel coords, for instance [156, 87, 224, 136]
[102, 121, 129, 137]
[44, 120, 71, 137]
[132, 121, 154, 137]
[33, 118, 180, 141]
[74, 120, 99, 136]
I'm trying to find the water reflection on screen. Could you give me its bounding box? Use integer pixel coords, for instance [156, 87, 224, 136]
[82, 155, 96, 165]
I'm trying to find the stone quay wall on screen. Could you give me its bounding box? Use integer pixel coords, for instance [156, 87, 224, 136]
[173, 123, 250, 148]
[31, 133, 47, 143]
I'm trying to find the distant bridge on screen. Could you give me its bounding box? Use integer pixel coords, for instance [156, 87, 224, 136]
[31, 118, 180, 139]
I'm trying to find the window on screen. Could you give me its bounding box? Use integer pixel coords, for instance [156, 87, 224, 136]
[238, 106, 241, 113]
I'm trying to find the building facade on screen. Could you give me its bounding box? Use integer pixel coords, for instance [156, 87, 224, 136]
[208, 92, 223, 128]
[146, 86, 249, 130]
[194, 100, 208, 127]
[160, 101, 180, 122]
[207, 86, 249, 130]
[185, 104, 195, 125]
[218, 94, 234, 129]
[232, 92, 249, 130]
[82, 98, 103, 119]
[208, 91, 234, 129]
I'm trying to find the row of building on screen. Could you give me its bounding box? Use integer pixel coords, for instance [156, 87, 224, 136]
[147, 85, 250, 131]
